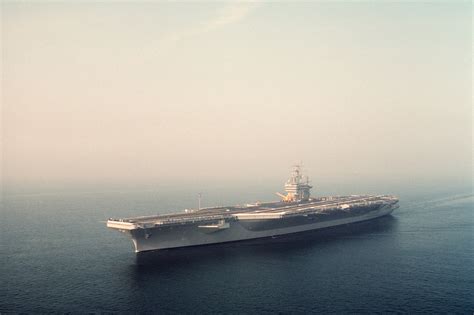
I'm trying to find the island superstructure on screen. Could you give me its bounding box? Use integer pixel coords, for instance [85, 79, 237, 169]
[107, 166, 399, 253]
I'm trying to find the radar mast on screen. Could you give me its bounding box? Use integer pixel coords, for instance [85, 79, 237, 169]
[276, 164, 313, 202]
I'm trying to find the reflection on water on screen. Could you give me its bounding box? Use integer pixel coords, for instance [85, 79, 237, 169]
[123, 216, 403, 313]
[134, 215, 398, 270]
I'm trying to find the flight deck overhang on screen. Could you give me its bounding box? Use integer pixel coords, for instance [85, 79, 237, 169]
[107, 220, 137, 230]
[232, 212, 286, 220]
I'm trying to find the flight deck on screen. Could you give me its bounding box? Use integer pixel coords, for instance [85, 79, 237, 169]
[108, 195, 397, 229]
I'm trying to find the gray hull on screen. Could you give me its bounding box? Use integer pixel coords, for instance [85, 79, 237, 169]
[126, 203, 397, 252]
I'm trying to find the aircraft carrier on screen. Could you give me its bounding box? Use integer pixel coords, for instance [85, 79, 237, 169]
[107, 166, 399, 253]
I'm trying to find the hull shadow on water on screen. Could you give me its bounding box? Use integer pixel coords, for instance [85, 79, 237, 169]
[133, 215, 398, 271]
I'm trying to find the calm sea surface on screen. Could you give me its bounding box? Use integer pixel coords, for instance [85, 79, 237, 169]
[1, 185, 473, 313]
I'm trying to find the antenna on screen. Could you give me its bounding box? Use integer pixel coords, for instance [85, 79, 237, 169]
[198, 192, 202, 210]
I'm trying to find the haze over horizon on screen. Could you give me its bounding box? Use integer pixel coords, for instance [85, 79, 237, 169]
[2, 1, 472, 194]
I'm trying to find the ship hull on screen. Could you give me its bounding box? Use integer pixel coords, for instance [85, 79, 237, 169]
[126, 203, 398, 253]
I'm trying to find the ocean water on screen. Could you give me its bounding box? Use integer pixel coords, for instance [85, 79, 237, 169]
[0, 186, 473, 313]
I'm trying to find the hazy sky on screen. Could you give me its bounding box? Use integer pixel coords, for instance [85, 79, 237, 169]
[1, 1, 472, 191]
